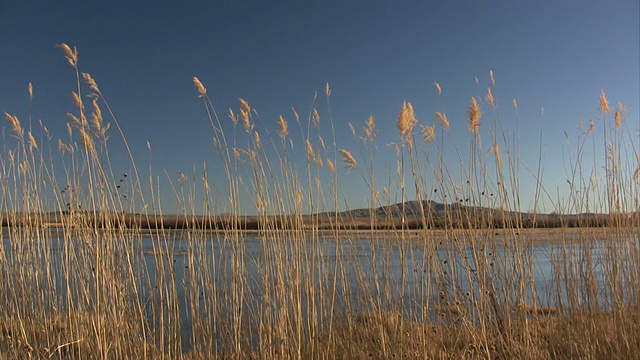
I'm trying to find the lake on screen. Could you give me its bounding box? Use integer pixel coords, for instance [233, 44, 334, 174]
[2, 228, 637, 351]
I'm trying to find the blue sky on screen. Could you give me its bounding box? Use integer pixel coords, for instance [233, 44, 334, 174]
[1, 1, 638, 215]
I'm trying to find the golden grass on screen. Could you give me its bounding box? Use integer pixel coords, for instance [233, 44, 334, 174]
[0, 44, 637, 359]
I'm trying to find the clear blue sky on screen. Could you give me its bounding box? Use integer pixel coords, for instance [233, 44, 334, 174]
[1, 1, 638, 215]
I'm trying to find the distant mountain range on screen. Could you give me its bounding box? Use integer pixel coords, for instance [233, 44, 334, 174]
[1, 200, 633, 230]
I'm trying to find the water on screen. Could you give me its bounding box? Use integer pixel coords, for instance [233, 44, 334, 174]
[2, 228, 638, 351]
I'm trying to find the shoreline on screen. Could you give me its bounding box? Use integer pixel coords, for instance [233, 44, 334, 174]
[7, 225, 636, 243]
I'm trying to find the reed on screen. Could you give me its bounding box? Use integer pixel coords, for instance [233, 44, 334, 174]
[0, 46, 638, 359]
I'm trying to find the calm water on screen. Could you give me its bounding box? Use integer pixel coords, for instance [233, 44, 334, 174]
[2, 228, 638, 350]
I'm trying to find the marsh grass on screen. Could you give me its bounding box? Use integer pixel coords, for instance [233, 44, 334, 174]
[0, 46, 638, 359]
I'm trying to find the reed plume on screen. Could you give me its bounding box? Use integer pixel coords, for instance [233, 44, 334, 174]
[239, 98, 252, 131]
[339, 149, 357, 169]
[229, 108, 238, 127]
[327, 158, 336, 173]
[397, 101, 417, 139]
[4, 112, 24, 138]
[468, 97, 481, 133]
[83, 73, 100, 93]
[363, 115, 377, 142]
[193, 77, 207, 95]
[277, 115, 288, 139]
[420, 124, 435, 143]
[28, 131, 38, 150]
[435, 112, 449, 129]
[486, 87, 495, 108]
[56, 43, 78, 66]
[91, 98, 103, 132]
[587, 120, 595, 134]
[599, 90, 611, 114]
[306, 140, 315, 158]
[79, 128, 95, 153]
[72, 91, 84, 110]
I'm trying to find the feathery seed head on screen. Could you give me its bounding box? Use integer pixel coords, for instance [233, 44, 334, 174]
[420, 124, 435, 143]
[614, 102, 626, 129]
[4, 112, 24, 138]
[239, 98, 251, 131]
[193, 77, 207, 95]
[467, 97, 481, 133]
[599, 90, 611, 114]
[72, 91, 84, 110]
[327, 159, 336, 173]
[363, 115, 377, 142]
[614, 110, 622, 129]
[513, 98, 518, 112]
[312, 108, 320, 126]
[339, 149, 358, 170]
[56, 43, 78, 66]
[239, 98, 251, 114]
[228, 108, 238, 127]
[435, 82, 442, 95]
[587, 119, 595, 134]
[82, 73, 100, 93]
[28, 83, 33, 100]
[277, 115, 288, 139]
[91, 99, 103, 131]
[325, 83, 331, 97]
[490, 70, 495, 86]
[28, 131, 38, 151]
[616, 101, 627, 115]
[435, 112, 449, 129]
[79, 128, 95, 153]
[240, 109, 251, 131]
[397, 101, 417, 138]
[305, 140, 315, 158]
[66, 113, 81, 127]
[486, 87, 495, 108]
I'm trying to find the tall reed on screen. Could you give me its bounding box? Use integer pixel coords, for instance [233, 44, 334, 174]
[0, 47, 637, 359]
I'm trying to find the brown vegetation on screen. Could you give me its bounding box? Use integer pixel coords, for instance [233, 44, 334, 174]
[0, 46, 638, 359]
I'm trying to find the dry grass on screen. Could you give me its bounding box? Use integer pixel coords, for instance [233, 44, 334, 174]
[0, 45, 637, 359]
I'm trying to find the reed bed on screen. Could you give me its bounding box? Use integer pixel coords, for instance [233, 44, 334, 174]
[0, 45, 638, 359]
